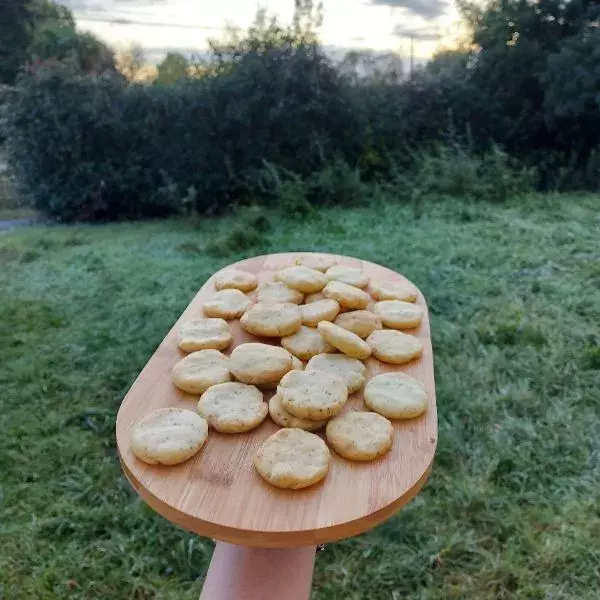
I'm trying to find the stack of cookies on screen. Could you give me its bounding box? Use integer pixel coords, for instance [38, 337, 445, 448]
[131, 255, 429, 491]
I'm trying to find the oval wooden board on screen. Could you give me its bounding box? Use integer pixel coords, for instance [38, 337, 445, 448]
[116, 253, 437, 548]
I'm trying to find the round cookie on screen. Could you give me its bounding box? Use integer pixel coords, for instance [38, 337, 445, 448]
[256, 281, 304, 305]
[301, 299, 340, 327]
[317, 321, 371, 360]
[366, 330, 423, 364]
[281, 325, 334, 360]
[268, 393, 327, 431]
[275, 266, 327, 293]
[373, 300, 422, 329]
[323, 281, 371, 310]
[304, 292, 325, 304]
[334, 310, 382, 338]
[214, 269, 258, 292]
[294, 254, 337, 272]
[203, 289, 251, 320]
[326, 411, 393, 461]
[178, 318, 232, 353]
[172, 349, 231, 394]
[278, 369, 348, 420]
[254, 428, 330, 489]
[325, 265, 369, 289]
[364, 372, 428, 419]
[257, 355, 303, 390]
[198, 382, 267, 433]
[370, 280, 418, 302]
[240, 302, 302, 337]
[131, 408, 208, 465]
[229, 343, 293, 386]
[305, 353, 366, 394]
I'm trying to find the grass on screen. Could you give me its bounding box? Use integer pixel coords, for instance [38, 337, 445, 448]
[1, 193, 599, 599]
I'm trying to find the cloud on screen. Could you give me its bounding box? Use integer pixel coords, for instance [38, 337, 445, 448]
[63, 0, 167, 13]
[370, 0, 449, 19]
[393, 24, 440, 41]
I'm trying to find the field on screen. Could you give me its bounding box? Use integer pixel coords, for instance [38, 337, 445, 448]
[1, 194, 599, 599]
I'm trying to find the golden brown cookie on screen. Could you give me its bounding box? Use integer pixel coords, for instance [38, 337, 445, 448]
[317, 321, 371, 360]
[268, 393, 327, 431]
[279, 369, 348, 420]
[275, 266, 327, 293]
[366, 330, 423, 364]
[364, 372, 428, 419]
[373, 300, 422, 329]
[171, 349, 231, 394]
[323, 281, 371, 310]
[334, 310, 382, 338]
[178, 318, 232, 353]
[240, 302, 302, 337]
[326, 411, 393, 461]
[214, 269, 258, 292]
[254, 428, 330, 489]
[305, 353, 366, 394]
[197, 382, 267, 433]
[300, 299, 340, 327]
[370, 280, 418, 302]
[281, 325, 334, 360]
[257, 352, 304, 390]
[294, 254, 337, 272]
[131, 408, 208, 465]
[256, 281, 304, 305]
[325, 265, 369, 288]
[203, 289, 251, 320]
[229, 343, 293, 385]
[304, 292, 326, 304]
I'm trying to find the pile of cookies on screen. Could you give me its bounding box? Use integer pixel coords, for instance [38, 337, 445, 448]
[131, 255, 429, 491]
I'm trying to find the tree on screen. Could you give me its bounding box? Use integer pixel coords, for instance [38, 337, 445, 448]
[28, 23, 116, 74]
[156, 52, 189, 85]
[28, 0, 74, 27]
[201, 4, 360, 185]
[339, 50, 404, 84]
[116, 44, 146, 81]
[292, 0, 323, 41]
[0, 0, 35, 83]
[455, 0, 600, 155]
[208, 1, 324, 68]
[543, 26, 600, 160]
[426, 47, 471, 77]
[1, 0, 114, 81]
[28, 1, 114, 73]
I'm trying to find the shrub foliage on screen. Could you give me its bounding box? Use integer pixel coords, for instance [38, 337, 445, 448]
[3, 0, 599, 220]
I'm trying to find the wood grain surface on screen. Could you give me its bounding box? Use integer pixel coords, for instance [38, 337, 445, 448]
[116, 253, 437, 548]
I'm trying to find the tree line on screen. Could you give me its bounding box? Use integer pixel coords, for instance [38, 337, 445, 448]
[1, 0, 599, 221]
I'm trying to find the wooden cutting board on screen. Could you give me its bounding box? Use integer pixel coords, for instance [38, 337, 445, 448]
[116, 253, 437, 548]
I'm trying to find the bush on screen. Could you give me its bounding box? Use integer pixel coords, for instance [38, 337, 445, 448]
[246, 158, 368, 216]
[5, 2, 597, 222]
[5, 29, 361, 222]
[391, 143, 534, 203]
[5, 66, 187, 220]
[205, 205, 272, 256]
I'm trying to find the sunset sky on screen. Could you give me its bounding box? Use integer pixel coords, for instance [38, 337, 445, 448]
[61, 0, 462, 63]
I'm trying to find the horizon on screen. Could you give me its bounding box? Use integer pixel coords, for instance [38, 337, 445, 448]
[60, 0, 463, 64]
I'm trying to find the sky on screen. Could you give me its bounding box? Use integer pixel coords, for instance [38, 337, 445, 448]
[61, 0, 462, 63]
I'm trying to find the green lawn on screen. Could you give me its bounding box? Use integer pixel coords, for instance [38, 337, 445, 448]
[1, 195, 599, 599]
